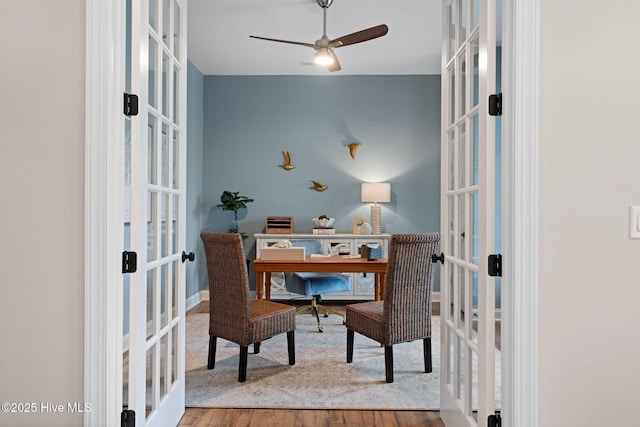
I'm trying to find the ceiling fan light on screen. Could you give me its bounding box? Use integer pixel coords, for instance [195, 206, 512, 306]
[314, 49, 334, 65]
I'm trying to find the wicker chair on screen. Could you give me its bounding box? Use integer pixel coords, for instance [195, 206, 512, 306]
[200, 232, 296, 382]
[346, 233, 440, 383]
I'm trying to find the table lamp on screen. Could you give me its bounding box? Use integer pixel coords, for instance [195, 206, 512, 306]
[361, 183, 391, 234]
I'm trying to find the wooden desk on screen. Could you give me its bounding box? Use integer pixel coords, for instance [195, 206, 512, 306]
[253, 257, 388, 301]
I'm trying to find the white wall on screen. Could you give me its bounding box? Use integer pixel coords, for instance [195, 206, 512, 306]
[0, 1, 85, 426]
[538, 1, 640, 425]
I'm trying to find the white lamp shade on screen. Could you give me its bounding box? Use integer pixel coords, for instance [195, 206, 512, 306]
[361, 182, 391, 203]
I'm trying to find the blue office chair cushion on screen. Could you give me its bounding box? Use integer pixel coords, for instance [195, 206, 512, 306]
[285, 272, 352, 296]
[288, 239, 324, 255]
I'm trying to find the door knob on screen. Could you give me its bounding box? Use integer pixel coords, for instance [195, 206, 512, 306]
[182, 251, 195, 263]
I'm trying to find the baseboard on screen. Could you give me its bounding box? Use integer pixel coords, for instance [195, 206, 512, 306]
[432, 291, 440, 303]
[186, 290, 258, 305]
[186, 290, 209, 311]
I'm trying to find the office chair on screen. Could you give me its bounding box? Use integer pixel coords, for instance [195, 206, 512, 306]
[284, 239, 352, 332]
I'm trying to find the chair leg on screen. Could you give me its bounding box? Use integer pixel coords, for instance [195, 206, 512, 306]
[296, 305, 313, 315]
[385, 345, 394, 383]
[310, 299, 323, 332]
[316, 304, 346, 321]
[314, 295, 330, 318]
[424, 337, 432, 373]
[238, 346, 248, 382]
[254, 342, 261, 354]
[287, 330, 296, 365]
[207, 336, 217, 370]
[346, 329, 354, 363]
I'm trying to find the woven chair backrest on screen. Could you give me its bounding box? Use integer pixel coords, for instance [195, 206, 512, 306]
[382, 233, 441, 344]
[200, 232, 250, 341]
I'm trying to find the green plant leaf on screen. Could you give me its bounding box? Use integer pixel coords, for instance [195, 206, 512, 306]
[216, 190, 254, 211]
[216, 190, 254, 235]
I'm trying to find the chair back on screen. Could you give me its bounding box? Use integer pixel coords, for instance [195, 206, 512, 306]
[200, 232, 250, 343]
[383, 233, 440, 344]
[289, 239, 324, 255]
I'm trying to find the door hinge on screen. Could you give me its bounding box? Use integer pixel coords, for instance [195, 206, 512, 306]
[123, 92, 139, 116]
[122, 251, 137, 274]
[488, 414, 502, 427]
[489, 93, 502, 116]
[121, 409, 135, 427]
[488, 254, 502, 277]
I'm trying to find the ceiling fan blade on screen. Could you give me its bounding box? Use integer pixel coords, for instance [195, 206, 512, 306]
[249, 35, 316, 49]
[327, 52, 341, 72]
[329, 24, 389, 48]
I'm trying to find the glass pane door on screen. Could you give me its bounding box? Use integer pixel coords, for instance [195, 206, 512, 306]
[124, 0, 187, 425]
[439, 0, 498, 425]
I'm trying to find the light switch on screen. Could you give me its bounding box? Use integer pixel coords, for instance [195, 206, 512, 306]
[630, 206, 640, 239]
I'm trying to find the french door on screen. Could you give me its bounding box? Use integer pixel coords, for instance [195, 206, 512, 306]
[439, 0, 499, 426]
[123, 0, 188, 425]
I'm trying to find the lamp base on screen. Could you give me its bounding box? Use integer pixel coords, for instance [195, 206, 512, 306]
[371, 204, 382, 235]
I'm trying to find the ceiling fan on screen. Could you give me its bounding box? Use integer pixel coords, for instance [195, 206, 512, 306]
[249, 0, 389, 72]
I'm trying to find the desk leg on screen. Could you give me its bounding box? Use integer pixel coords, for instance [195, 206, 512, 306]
[381, 273, 386, 299]
[265, 273, 271, 301]
[256, 272, 264, 300]
[374, 273, 379, 301]
[375, 272, 386, 301]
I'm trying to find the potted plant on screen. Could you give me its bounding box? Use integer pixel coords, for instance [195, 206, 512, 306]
[217, 190, 254, 240]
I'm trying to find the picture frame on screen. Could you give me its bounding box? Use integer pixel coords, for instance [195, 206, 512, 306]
[353, 217, 368, 234]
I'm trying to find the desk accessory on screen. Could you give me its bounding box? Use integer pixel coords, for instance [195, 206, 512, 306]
[358, 244, 384, 261]
[261, 240, 305, 260]
[266, 216, 294, 234]
[313, 215, 335, 234]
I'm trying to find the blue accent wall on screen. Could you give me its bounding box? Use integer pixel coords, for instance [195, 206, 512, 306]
[186, 60, 205, 299]
[199, 75, 441, 292]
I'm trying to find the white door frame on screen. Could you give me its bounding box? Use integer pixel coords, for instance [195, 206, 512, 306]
[500, 0, 540, 425]
[85, 0, 125, 425]
[84, 0, 540, 426]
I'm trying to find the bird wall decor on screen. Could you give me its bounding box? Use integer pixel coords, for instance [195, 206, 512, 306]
[279, 151, 295, 170]
[311, 180, 328, 192]
[347, 143, 361, 159]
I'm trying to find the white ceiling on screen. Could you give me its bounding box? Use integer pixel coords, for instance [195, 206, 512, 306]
[187, 0, 443, 76]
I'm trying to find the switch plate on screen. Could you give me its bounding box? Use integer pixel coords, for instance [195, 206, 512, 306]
[630, 206, 640, 239]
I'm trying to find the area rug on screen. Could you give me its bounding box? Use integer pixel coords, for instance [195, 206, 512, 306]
[185, 311, 443, 410]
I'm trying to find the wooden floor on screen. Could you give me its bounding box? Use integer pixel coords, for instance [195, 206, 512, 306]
[178, 407, 445, 427]
[181, 301, 445, 426]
